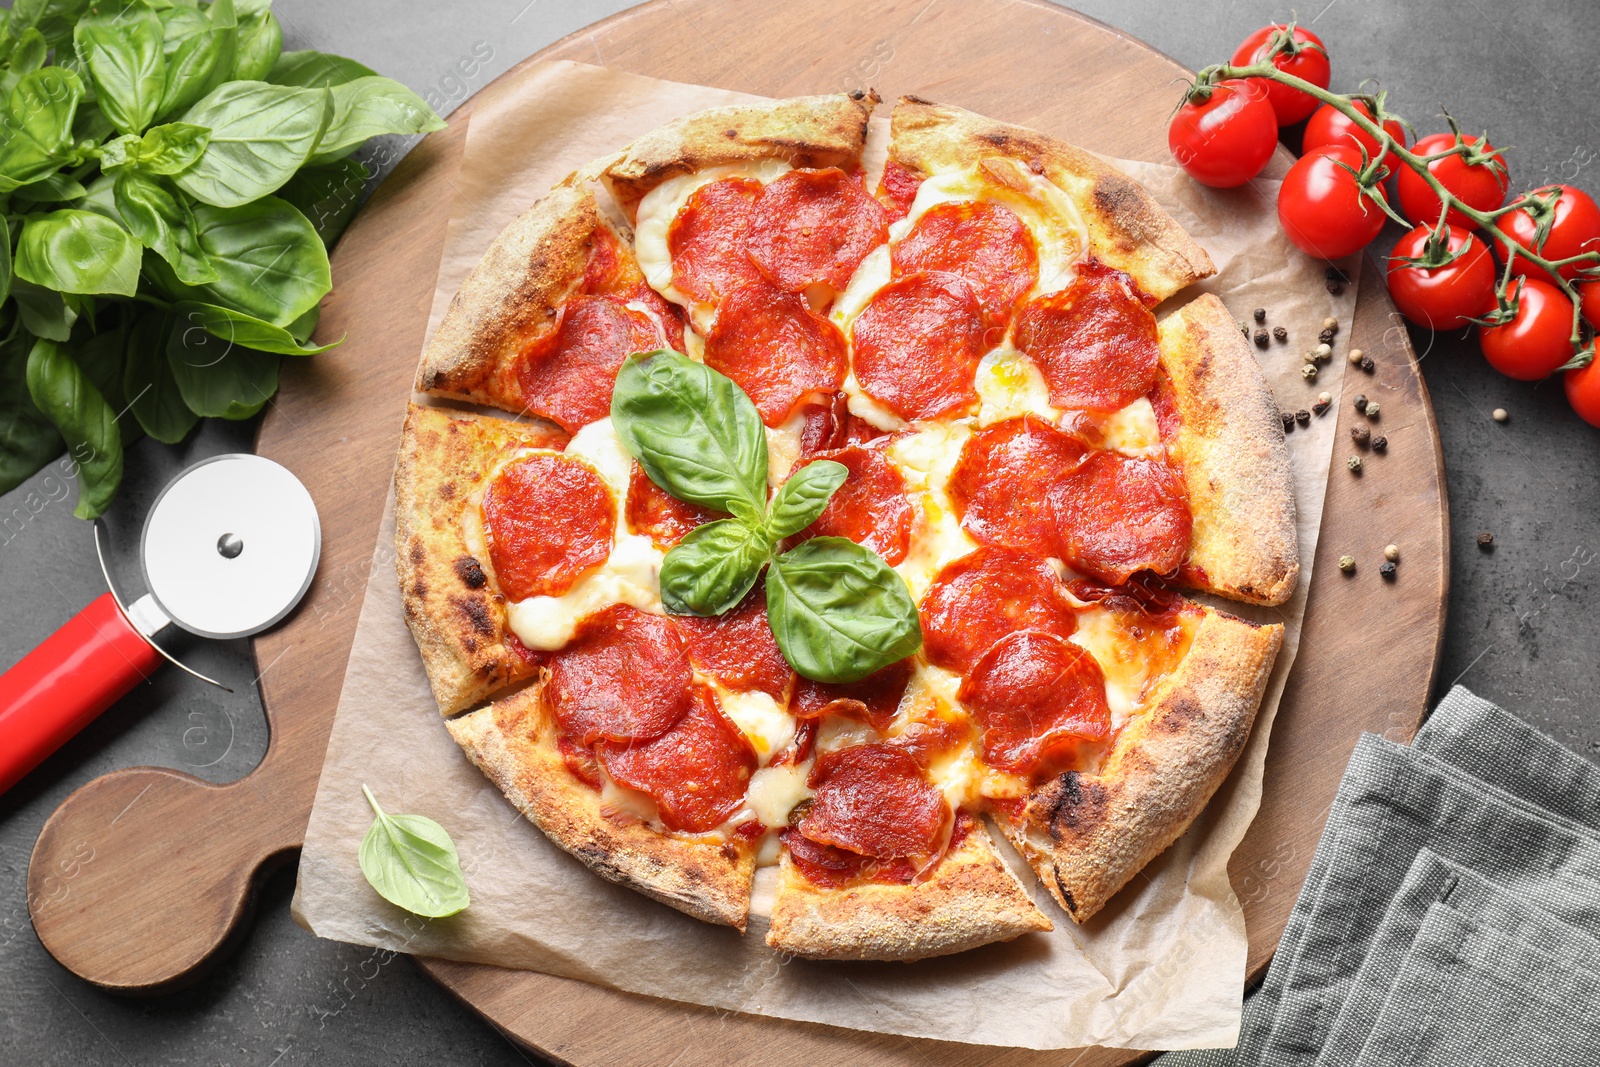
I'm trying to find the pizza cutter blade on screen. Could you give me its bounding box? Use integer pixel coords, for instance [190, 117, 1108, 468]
[0, 454, 321, 794]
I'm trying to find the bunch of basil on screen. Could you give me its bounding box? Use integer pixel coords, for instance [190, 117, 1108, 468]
[0, 0, 445, 517]
[611, 351, 923, 684]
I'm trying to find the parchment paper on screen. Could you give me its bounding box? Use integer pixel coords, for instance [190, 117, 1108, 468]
[292, 61, 1356, 1051]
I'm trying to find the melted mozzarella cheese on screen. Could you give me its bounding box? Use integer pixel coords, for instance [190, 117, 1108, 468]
[1069, 605, 1156, 725]
[829, 244, 891, 333]
[565, 417, 634, 501]
[974, 345, 1056, 426]
[715, 687, 796, 762]
[887, 423, 977, 602]
[841, 369, 906, 432]
[764, 409, 808, 485]
[599, 776, 660, 824]
[744, 762, 813, 829]
[814, 715, 885, 755]
[1092, 398, 1163, 456]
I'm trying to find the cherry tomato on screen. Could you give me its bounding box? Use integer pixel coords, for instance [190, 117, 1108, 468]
[1564, 357, 1600, 428]
[1278, 145, 1387, 260]
[1386, 225, 1496, 330]
[1479, 278, 1577, 380]
[1302, 101, 1407, 165]
[1500, 184, 1600, 282]
[1396, 132, 1509, 228]
[1579, 278, 1600, 329]
[1168, 80, 1278, 188]
[1231, 24, 1331, 126]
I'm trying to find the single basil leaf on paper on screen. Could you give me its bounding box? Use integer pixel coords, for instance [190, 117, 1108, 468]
[266, 48, 378, 89]
[165, 315, 279, 419]
[659, 518, 772, 617]
[14, 209, 142, 296]
[765, 459, 846, 541]
[308, 75, 445, 165]
[124, 312, 197, 444]
[25, 338, 124, 519]
[74, 7, 165, 136]
[0, 67, 84, 193]
[276, 156, 369, 248]
[10, 280, 77, 341]
[156, 0, 237, 118]
[174, 81, 331, 207]
[231, 9, 281, 82]
[183, 197, 331, 326]
[766, 536, 922, 684]
[0, 334, 64, 495]
[115, 171, 218, 285]
[174, 300, 339, 355]
[358, 785, 469, 919]
[611, 350, 768, 521]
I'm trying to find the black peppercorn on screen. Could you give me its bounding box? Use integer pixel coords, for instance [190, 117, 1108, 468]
[1326, 280, 1343, 295]
[1477, 531, 1495, 549]
[1272, 325, 1288, 342]
[1354, 394, 1369, 414]
[1281, 411, 1295, 432]
[1318, 327, 1336, 345]
[1379, 560, 1397, 580]
[1295, 409, 1311, 425]
[1325, 266, 1348, 283]
[1253, 307, 1267, 323]
[1254, 329, 1270, 348]
[1371, 434, 1388, 452]
[1351, 425, 1371, 447]
[1312, 398, 1331, 416]
[1360, 355, 1376, 373]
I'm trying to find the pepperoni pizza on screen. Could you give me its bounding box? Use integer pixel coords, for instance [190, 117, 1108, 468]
[395, 93, 1297, 961]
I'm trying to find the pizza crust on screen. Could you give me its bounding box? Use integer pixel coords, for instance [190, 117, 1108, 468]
[996, 606, 1282, 923]
[447, 681, 756, 930]
[765, 817, 1052, 961]
[603, 91, 877, 219]
[1159, 294, 1299, 606]
[886, 96, 1214, 302]
[395, 402, 562, 715]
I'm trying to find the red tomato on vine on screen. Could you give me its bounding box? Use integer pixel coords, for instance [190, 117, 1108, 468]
[1278, 145, 1387, 260]
[1231, 24, 1330, 126]
[1564, 358, 1600, 428]
[1479, 278, 1577, 381]
[1167, 80, 1278, 188]
[1386, 225, 1496, 331]
[1500, 184, 1600, 282]
[1579, 279, 1600, 330]
[1396, 133, 1509, 229]
[1303, 101, 1407, 165]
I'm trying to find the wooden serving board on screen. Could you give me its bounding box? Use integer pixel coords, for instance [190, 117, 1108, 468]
[28, 0, 1447, 1061]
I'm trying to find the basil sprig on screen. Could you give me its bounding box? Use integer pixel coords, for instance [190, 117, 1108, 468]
[611, 351, 922, 683]
[357, 785, 470, 919]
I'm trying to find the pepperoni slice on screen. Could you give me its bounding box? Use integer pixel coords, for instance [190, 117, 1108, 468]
[674, 588, 795, 700]
[1052, 451, 1191, 583]
[668, 177, 764, 304]
[787, 444, 912, 565]
[891, 713, 975, 770]
[892, 200, 1039, 336]
[517, 295, 677, 434]
[557, 734, 604, 790]
[1013, 274, 1161, 414]
[770, 718, 818, 768]
[957, 631, 1111, 775]
[703, 278, 848, 426]
[747, 168, 888, 292]
[948, 416, 1087, 557]
[1147, 371, 1182, 441]
[850, 271, 985, 422]
[793, 659, 913, 731]
[599, 686, 757, 833]
[920, 547, 1079, 674]
[1066, 575, 1183, 617]
[879, 160, 924, 222]
[625, 463, 723, 547]
[799, 744, 949, 859]
[547, 605, 693, 745]
[482, 453, 615, 600]
[781, 828, 876, 888]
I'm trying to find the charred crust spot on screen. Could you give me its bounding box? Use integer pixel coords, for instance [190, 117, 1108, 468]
[1156, 694, 1206, 735]
[1045, 772, 1109, 841]
[454, 594, 496, 637]
[463, 636, 479, 654]
[409, 537, 426, 567]
[848, 89, 866, 101]
[723, 128, 739, 139]
[903, 94, 936, 106]
[719, 843, 738, 862]
[454, 555, 488, 589]
[411, 579, 428, 600]
[438, 481, 457, 501]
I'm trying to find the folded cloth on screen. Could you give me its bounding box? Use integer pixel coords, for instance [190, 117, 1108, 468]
[1349, 900, 1600, 1066]
[1155, 686, 1600, 1066]
[1316, 849, 1600, 1064]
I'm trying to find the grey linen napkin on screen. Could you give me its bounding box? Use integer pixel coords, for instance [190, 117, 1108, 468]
[1155, 686, 1600, 1066]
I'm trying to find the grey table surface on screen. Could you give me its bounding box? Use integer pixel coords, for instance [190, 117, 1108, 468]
[2, 1, 1598, 1064]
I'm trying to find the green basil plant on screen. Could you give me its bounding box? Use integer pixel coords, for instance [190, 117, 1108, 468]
[0, 0, 445, 517]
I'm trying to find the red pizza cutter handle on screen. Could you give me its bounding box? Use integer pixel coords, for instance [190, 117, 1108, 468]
[0, 592, 164, 795]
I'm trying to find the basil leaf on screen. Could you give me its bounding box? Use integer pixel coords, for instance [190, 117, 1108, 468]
[11, 171, 88, 204]
[174, 80, 331, 207]
[11, 280, 77, 341]
[123, 312, 197, 443]
[267, 49, 377, 89]
[102, 122, 211, 175]
[166, 311, 279, 418]
[659, 519, 771, 616]
[156, 0, 236, 118]
[177, 197, 330, 325]
[74, 7, 165, 136]
[286, 302, 319, 345]
[766, 537, 922, 684]
[276, 156, 368, 247]
[115, 171, 218, 284]
[611, 350, 768, 520]
[358, 785, 469, 919]
[766, 460, 846, 541]
[0, 224, 10, 305]
[15, 209, 142, 296]
[308, 76, 444, 165]
[0, 334, 63, 495]
[10, 27, 47, 74]
[0, 67, 84, 193]
[25, 338, 124, 519]
[9, 0, 84, 51]
[231, 9, 281, 82]
[174, 300, 339, 355]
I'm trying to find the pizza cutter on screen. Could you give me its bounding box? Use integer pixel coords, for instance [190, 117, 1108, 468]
[0, 454, 321, 795]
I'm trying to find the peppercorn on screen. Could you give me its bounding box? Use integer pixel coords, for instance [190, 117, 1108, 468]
[1323, 316, 1339, 332]
[1325, 266, 1348, 283]
[1349, 347, 1364, 365]
[1273, 326, 1288, 343]
[1319, 327, 1336, 345]
[1365, 400, 1381, 419]
[1351, 425, 1371, 447]
[1360, 355, 1376, 373]
[1313, 343, 1333, 362]
[1301, 363, 1319, 381]
[1384, 544, 1400, 561]
[1371, 434, 1388, 452]
[1254, 329, 1270, 348]
[1313, 397, 1331, 416]
[1253, 307, 1267, 323]
[1347, 455, 1364, 474]
[1379, 560, 1397, 581]
[1240, 321, 1250, 337]
[1338, 554, 1356, 573]
[1354, 394, 1369, 413]
[1326, 279, 1343, 295]
[1281, 411, 1296, 432]
[1477, 531, 1495, 549]
[1295, 408, 1311, 425]
[1492, 408, 1509, 422]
